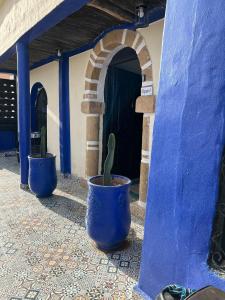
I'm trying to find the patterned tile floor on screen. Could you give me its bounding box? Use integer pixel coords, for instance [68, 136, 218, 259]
[0, 154, 144, 300]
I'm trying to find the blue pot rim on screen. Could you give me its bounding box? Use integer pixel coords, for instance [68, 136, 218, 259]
[88, 175, 131, 188]
[28, 153, 56, 161]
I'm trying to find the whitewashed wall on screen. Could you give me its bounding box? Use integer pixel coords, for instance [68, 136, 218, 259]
[138, 19, 164, 94]
[138, 19, 164, 166]
[30, 61, 60, 170]
[69, 50, 91, 178]
[0, 0, 63, 56]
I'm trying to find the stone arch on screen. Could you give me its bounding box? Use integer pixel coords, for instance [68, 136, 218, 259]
[81, 29, 156, 204]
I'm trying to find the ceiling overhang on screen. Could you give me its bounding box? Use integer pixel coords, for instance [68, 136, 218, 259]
[0, 0, 166, 72]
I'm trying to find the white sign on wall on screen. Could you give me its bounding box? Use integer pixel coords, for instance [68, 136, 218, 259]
[141, 85, 153, 96]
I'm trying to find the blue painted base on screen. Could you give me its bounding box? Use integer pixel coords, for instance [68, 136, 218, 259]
[134, 285, 153, 300]
[0, 131, 16, 151]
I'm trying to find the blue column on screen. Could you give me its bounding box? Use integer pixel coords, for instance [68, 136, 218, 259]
[59, 55, 71, 175]
[136, 0, 225, 299]
[16, 41, 31, 187]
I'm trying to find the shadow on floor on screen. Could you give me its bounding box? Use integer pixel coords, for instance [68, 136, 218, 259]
[38, 194, 87, 228]
[38, 194, 142, 281]
[56, 176, 88, 201]
[38, 193, 143, 280]
[105, 228, 143, 281]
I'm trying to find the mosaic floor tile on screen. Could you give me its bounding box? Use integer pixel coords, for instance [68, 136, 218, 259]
[0, 155, 144, 299]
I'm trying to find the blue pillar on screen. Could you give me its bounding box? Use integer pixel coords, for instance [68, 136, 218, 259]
[16, 41, 31, 187]
[59, 55, 71, 175]
[137, 0, 225, 299]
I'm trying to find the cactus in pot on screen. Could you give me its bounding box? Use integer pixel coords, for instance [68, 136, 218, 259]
[103, 133, 116, 186]
[40, 126, 47, 158]
[86, 132, 131, 251]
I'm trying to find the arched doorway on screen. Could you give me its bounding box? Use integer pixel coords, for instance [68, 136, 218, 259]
[82, 29, 156, 209]
[30, 83, 48, 153]
[102, 48, 143, 192]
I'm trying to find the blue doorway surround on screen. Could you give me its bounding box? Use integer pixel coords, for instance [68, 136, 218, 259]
[136, 0, 225, 299]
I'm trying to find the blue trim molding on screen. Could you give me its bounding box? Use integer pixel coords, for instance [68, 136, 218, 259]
[59, 55, 71, 175]
[137, 0, 225, 299]
[0, 69, 16, 75]
[146, 7, 165, 24]
[16, 41, 31, 186]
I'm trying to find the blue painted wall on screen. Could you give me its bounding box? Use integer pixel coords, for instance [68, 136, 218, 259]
[137, 0, 225, 299]
[0, 131, 16, 151]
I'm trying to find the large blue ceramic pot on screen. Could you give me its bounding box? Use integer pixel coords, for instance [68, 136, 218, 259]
[28, 154, 57, 198]
[86, 175, 131, 251]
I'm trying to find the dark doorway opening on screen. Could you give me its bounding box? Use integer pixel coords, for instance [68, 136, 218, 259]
[102, 47, 143, 185]
[30, 83, 47, 154]
[209, 148, 225, 272]
[36, 87, 47, 135]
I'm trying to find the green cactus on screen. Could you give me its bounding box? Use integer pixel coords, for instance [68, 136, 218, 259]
[40, 126, 47, 158]
[103, 133, 116, 186]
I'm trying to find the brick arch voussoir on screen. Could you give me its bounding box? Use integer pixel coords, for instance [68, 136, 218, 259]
[83, 29, 154, 106]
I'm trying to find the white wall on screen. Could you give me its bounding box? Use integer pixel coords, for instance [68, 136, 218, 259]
[0, 0, 63, 56]
[69, 50, 91, 178]
[30, 61, 60, 170]
[139, 19, 164, 168]
[138, 19, 164, 168]
[138, 19, 164, 94]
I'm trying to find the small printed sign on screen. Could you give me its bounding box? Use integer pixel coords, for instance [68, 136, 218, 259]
[141, 85, 153, 96]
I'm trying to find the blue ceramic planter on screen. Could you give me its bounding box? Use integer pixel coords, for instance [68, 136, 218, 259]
[28, 154, 57, 198]
[86, 175, 131, 251]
